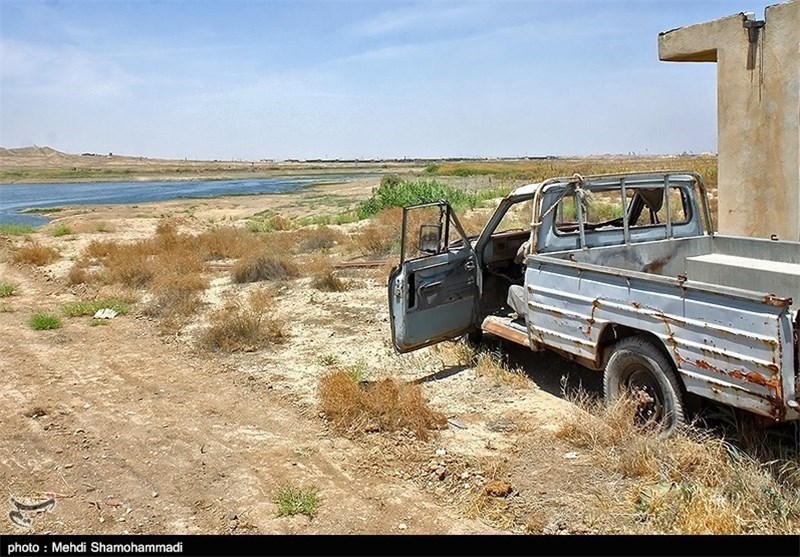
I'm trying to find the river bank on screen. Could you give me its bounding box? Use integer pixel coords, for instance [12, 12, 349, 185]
[0, 146, 422, 184]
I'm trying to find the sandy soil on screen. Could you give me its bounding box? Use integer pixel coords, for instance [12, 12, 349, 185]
[1, 171, 619, 536]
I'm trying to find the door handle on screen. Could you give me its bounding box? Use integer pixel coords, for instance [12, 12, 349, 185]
[464, 259, 476, 272]
[420, 281, 443, 291]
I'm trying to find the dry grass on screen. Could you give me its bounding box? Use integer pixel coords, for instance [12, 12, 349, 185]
[66, 221, 280, 332]
[231, 252, 300, 283]
[352, 208, 402, 256]
[295, 226, 346, 254]
[199, 288, 287, 352]
[433, 155, 717, 186]
[463, 457, 518, 531]
[307, 255, 349, 292]
[85, 239, 116, 258]
[12, 244, 59, 266]
[66, 265, 90, 285]
[65, 220, 349, 335]
[433, 338, 479, 367]
[144, 271, 209, 332]
[247, 210, 293, 233]
[319, 370, 447, 440]
[94, 221, 115, 233]
[555, 391, 800, 533]
[474, 351, 529, 388]
[457, 207, 496, 237]
[194, 226, 264, 260]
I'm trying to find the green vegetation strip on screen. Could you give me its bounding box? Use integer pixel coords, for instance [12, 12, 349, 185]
[0, 223, 36, 236]
[50, 224, 73, 237]
[356, 175, 509, 219]
[273, 483, 320, 518]
[0, 282, 17, 297]
[62, 299, 130, 318]
[29, 311, 62, 330]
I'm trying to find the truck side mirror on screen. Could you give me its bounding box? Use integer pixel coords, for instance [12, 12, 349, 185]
[418, 224, 442, 254]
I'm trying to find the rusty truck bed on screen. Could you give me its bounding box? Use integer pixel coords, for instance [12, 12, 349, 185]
[518, 234, 800, 421]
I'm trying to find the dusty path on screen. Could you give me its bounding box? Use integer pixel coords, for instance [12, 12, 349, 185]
[0, 264, 496, 534]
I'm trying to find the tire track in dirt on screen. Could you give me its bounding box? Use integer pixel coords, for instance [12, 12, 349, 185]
[0, 262, 495, 534]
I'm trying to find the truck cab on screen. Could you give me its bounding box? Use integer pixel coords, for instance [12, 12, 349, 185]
[389, 172, 710, 353]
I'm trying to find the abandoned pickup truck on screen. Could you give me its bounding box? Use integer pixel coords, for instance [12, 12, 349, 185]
[389, 172, 800, 433]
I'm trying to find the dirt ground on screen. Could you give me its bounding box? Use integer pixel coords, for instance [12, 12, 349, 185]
[0, 166, 626, 537]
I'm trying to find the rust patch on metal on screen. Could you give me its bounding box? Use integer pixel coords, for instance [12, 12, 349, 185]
[743, 371, 774, 387]
[583, 298, 601, 337]
[697, 360, 781, 389]
[543, 306, 567, 318]
[763, 294, 792, 308]
[482, 317, 529, 348]
[656, 311, 684, 364]
[642, 257, 668, 275]
[694, 359, 717, 372]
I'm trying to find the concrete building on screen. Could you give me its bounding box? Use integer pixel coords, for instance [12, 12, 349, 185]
[658, 0, 800, 240]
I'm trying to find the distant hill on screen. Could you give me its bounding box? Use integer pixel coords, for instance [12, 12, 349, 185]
[0, 146, 71, 158]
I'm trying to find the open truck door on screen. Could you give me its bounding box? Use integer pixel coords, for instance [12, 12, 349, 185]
[388, 201, 479, 353]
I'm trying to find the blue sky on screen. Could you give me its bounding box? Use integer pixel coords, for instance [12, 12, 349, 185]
[0, 1, 783, 160]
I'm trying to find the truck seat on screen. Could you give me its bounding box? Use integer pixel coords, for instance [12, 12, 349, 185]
[507, 284, 526, 317]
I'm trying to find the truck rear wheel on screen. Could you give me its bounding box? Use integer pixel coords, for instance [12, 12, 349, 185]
[603, 336, 685, 436]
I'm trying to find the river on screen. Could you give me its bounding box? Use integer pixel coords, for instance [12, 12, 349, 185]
[0, 175, 366, 226]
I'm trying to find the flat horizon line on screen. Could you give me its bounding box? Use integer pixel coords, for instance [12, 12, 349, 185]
[0, 145, 718, 164]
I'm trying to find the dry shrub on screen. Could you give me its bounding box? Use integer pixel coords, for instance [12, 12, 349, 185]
[96, 285, 140, 305]
[67, 265, 90, 285]
[145, 271, 208, 320]
[474, 351, 528, 388]
[200, 288, 286, 352]
[318, 370, 446, 440]
[100, 243, 156, 287]
[435, 339, 478, 366]
[155, 219, 179, 237]
[96, 237, 205, 288]
[458, 207, 496, 237]
[70, 224, 211, 333]
[194, 226, 263, 260]
[306, 255, 349, 292]
[231, 252, 299, 283]
[557, 390, 800, 533]
[85, 240, 116, 258]
[353, 208, 402, 256]
[556, 391, 646, 450]
[295, 226, 346, 253]
[151, 220, 197, 254]
[12, 244, 59, 266]
[261, 230, 297, 255]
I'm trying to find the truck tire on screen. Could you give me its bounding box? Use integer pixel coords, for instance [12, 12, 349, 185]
[603, 336, 685, 436]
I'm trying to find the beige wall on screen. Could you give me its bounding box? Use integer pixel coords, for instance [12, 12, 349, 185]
[659, 1, 800, 240]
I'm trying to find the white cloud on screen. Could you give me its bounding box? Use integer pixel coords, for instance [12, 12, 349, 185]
[0, 38, 54, 79]
[349, 3, 485, 37]
[1, 38, 137, 99]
